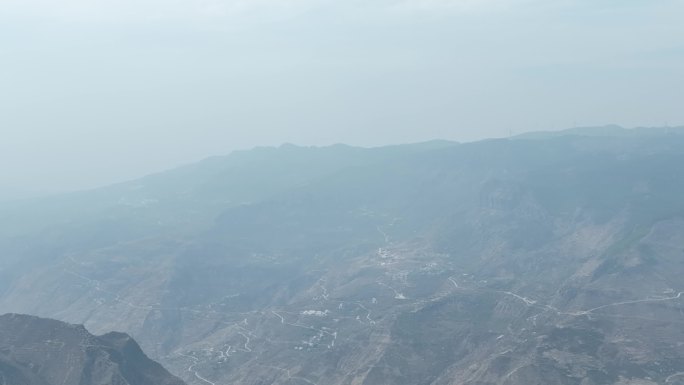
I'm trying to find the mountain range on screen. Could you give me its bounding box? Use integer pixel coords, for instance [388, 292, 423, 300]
[2, 126, 684, 384]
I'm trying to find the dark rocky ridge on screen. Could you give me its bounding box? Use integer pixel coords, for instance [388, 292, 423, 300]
[0, 314, 185, 385]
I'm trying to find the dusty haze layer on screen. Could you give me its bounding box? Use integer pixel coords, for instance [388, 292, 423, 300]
[1, 0, 683, 192]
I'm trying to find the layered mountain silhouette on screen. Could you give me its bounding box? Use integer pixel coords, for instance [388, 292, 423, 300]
[0, 314, 184, 385]
[2, 127, 684, 384]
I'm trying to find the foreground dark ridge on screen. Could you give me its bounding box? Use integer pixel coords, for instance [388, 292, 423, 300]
[0, 313, 185, 385]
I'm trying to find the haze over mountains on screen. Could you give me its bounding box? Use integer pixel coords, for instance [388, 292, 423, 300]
[2, 126, 684, 384]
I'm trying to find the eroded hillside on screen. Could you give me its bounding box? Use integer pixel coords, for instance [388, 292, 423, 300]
[2, 130, 684, 384]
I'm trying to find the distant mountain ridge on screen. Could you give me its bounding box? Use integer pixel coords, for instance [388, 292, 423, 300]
[513, 124, 684, 139]
[0, 314, 185, 385]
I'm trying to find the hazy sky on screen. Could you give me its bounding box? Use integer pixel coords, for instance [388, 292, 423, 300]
[1, 0, 683, 192]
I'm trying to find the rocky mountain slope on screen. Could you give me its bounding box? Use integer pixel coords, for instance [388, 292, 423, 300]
[0, 313, 185, 385]
[2, 127, 684, 384]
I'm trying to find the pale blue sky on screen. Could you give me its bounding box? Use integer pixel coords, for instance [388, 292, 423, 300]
[1, 0, 683, 193]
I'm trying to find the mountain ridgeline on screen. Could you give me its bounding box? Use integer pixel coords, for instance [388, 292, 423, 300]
[0, 314, 185, 385]
[2, 127, 684, 384]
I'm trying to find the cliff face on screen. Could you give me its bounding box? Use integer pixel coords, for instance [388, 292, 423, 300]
[0, 314, 185, 385]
